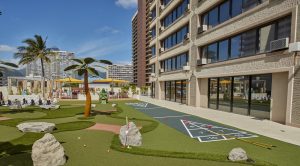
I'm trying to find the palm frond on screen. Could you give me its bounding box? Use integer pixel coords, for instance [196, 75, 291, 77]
[99, 60, 112, 65]
[84, 58, 96, 65]
[0, 62, 18, 68]
[78, 69, 86, 76]
[64, 65, 80, 71]
[87, 67, 99, 76]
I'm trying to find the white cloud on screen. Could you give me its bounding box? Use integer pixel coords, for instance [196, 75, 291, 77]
[95, 26, 120, 34]
[0, 45, 17, 53]
[75, 37, 127, 59]
[115, 0, 137, 9]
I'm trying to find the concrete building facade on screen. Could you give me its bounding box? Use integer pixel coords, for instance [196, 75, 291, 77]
[146, 0, 300, 127]
[107, 64, 133, 82]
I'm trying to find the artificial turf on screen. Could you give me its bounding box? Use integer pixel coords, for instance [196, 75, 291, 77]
[0, 100, 299, 166]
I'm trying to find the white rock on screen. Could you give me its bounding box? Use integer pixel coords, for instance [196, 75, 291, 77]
[112, 104, 117, 107]
[17, 122, 56, 133]
[119, 122, 142, 146]
[228, 147, 248, 161]
[32, 133, 66, 166]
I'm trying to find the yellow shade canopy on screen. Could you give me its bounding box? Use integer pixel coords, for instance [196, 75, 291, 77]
[55, 77, 83, 84]
[92, 78, 129, 84]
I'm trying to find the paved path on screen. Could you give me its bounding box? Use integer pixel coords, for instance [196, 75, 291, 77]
[0, 116, 11, 121]
[140, 96, 300, 146]
[86, 123, 121, 134]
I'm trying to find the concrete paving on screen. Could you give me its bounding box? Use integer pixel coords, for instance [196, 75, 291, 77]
[140, 96, 300, 146]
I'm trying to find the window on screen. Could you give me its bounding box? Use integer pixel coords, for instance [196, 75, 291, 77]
[162, 0, 172, 6]
[165, 80, 187, 104]
[151, 8, 156, 21]
[208, 74, 272, 119]
[151, 26, 156, 38]
[151, 64, 155, 73]
[163, 25, 189, 49]
[207, 43, 218, 63]
[208, 7, 219, 28]
[230, 35, 241, 59]
[277, 16, 292, 39]
[200, 15, 291, 64]
[241, 29, 257, 57]
[202, 0, 261, 28]
[232, 0, 242, 17]
[258, 24, 275, 53]
[220, 1, 230, 23]
[162, 0, 190, 28]
[151, 45, 156, 57]
[161, 53, 188, 72]
[219, 40, 229, 61]
[243, 0, 260, 12]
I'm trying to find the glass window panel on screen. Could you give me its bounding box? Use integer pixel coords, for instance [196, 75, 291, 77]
[168, 59, 172, 71]
[181, 54, 187, 66]
[258, 24, 276, 53]
[202, 46, 208, 62]
[208, 7, 219, 28]
[232, 0, 242, 17]
[220, 1, 230, 23]
[165, 81, 171, 100]
[172, 57, 176, 70]
[230, 35, 241, 59]
[243, 0, 259, 12]
[232, 76, 249, 115]
[170, 81, 176, 102]
[207, 43, 218, 63]
[277, 16, 291, 39]
[182, 80, 187, 104]
[209, 78, 218, 109]
[219, 40, 229, 61]
[202, 13, 208, 26]
[177, 56, 181, 69]
[218, 77, 232, 112]
[250, 74, 272, 119]
[177, 5, 183, 18]
[241, 29, 257, 57]
[177, 30, 183, 43]
[175, 80, 182, 103]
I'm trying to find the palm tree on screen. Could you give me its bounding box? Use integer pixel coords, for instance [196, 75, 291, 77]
[14, 35, 56, 98]
[64, 58, 112, 117]
[0, 61, 18, 77]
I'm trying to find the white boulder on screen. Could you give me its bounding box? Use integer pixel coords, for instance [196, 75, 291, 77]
[119, 122, 142, 146]
[112, 104, 117, 107]
[32, 133, 66, 166]
[17, 122, 56, 133]
[228, 147, 248, 161]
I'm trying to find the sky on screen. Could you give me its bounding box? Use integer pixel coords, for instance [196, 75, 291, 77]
[0, 0, 137, 66]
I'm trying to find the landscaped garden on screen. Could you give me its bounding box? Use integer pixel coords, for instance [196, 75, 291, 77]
[0, 100, 300, 166]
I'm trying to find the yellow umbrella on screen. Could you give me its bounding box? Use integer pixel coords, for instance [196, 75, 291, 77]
[55, 77, 83, 84]
[92, 78, 129, 83]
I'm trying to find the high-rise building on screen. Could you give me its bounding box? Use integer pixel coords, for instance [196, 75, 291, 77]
[145, 0, 300, 127]
[107, 64, 133, 82]
[132, 0, 153, 87]
[26, 50, 75, 79]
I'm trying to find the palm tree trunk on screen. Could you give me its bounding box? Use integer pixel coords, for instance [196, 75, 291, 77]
[84, 70, 91, 117]
[40, 59, 45, 98]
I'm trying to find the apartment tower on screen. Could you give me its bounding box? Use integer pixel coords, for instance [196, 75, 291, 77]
[145, 0, 300, 127]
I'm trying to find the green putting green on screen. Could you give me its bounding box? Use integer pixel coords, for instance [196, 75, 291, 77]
[0, 100, 299, 166]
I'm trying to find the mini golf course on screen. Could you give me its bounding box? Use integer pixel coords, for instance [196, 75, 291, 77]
[0, 100, 299, 166]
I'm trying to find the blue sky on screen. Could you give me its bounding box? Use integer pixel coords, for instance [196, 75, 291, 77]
[0, 0, 137, 65]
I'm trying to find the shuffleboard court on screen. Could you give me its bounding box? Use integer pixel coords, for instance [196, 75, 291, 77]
[126, 102, 257, 142]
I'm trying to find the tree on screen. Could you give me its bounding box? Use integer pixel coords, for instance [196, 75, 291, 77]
[14, 35, 56, 98]
[64, 58, 112, 117]
[0, 61, 18, 77]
